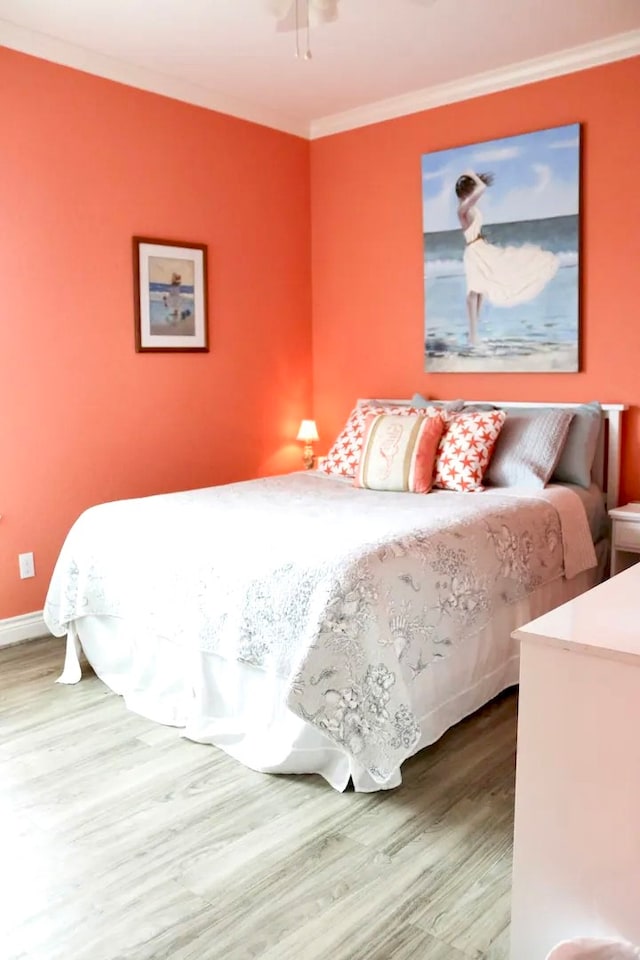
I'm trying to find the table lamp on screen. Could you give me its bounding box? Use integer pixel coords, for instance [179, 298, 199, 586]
[296, 419, 319, 469]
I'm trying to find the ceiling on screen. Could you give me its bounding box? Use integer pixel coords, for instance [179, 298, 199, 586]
[1, 0, 639, 138]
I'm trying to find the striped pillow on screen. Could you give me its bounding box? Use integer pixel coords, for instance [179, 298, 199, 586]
[322, 402, 441, 479]
[355, 413, 445, 493]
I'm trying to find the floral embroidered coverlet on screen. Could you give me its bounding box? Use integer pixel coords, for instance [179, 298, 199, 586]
[44, 472, 595, 782]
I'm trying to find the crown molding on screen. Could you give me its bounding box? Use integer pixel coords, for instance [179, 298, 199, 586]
[2, 19, 639, 142]
[0, 18, 308, 139]
[309, 29, 640, 139]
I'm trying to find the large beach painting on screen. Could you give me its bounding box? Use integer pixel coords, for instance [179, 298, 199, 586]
[422, 123, 580, 372]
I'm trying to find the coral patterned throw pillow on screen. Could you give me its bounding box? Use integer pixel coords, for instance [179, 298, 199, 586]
[321, 402, 442, 479]
[354, 412, 445, 493]
[434, 410, 506, 492]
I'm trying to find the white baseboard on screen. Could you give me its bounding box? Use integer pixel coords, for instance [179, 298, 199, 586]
[0, 610, 50, 648]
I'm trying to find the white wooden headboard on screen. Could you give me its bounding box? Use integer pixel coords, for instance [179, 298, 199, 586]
[379, 399, 628, 509]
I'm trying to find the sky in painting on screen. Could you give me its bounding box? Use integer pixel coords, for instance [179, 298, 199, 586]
[148, 256, 195, 285]
[421, 123, 580, 233]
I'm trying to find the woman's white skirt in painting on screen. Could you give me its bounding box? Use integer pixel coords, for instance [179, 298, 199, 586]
[464, 238, 559, 307]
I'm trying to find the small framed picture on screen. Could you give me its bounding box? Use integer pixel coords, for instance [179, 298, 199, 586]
[133, 237, 209, 352]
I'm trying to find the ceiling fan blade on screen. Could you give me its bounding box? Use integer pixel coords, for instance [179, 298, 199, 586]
[310, 0, 340, 21]
[267, 0, 431, 29]
[272, 0, 340, 32]
[274, 6, 304, 32]
[266, 0, 294, 21]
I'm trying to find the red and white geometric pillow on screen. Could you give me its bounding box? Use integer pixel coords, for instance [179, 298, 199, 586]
[322, 401, 442, 479]
[433, 410, 507, 492]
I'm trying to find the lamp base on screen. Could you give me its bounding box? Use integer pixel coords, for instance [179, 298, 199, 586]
[302, 443, 315, 470]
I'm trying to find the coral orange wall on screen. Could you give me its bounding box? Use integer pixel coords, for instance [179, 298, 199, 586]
[3, 49, 639, 622]
[310, 56, 640, 501]
[0, 47, 312, 620]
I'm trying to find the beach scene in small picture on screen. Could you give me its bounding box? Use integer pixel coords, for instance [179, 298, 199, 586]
[149, 255, 196, 336]
[422, 123, 580, 372]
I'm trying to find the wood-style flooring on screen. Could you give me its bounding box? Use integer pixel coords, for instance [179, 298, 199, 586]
[0, 637, 516, 960]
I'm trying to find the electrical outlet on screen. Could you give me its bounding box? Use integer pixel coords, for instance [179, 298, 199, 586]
[18, 552, 35, 579]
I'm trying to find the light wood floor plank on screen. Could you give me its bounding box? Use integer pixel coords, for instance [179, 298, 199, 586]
[0, 636, 515, 959]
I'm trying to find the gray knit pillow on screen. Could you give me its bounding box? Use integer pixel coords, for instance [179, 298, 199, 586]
[411, 393, 465, 414]
[552, 401, 602, 488]
[484, 409, 574, 488]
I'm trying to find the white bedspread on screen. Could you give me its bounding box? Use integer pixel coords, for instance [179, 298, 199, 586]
[483, 483, 597, 580]
[44, 473, 596, 784]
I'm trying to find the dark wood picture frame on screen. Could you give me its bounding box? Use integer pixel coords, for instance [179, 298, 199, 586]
[133, 236, 209, 353]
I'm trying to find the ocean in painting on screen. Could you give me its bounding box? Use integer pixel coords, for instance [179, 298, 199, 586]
[148, 280, 195, 334]
[424, 214, 578, 359]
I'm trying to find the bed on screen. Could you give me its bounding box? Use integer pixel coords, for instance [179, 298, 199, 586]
[43, 400, 626, 792]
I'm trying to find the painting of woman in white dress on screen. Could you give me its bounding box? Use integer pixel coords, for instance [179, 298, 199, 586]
[422, 124, 580, 372]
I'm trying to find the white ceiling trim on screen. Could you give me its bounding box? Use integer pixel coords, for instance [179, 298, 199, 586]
[0, 18, 308, 138]
[2, 19, 639, 142]
[309, 29, 640, 139]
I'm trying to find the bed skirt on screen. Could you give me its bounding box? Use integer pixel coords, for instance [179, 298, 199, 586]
[59, 544, 608, 791]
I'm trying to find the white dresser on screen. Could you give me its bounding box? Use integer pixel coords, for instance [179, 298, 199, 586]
[509, 564, 640, 960]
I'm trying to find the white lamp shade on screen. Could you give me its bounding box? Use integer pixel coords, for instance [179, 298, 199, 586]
[297, 419, 319, 443]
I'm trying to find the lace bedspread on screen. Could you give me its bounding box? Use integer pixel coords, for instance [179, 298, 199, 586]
[44, 472, 596, 783]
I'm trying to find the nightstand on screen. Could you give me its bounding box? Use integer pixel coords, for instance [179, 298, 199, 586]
[609, 502, 640, 576]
